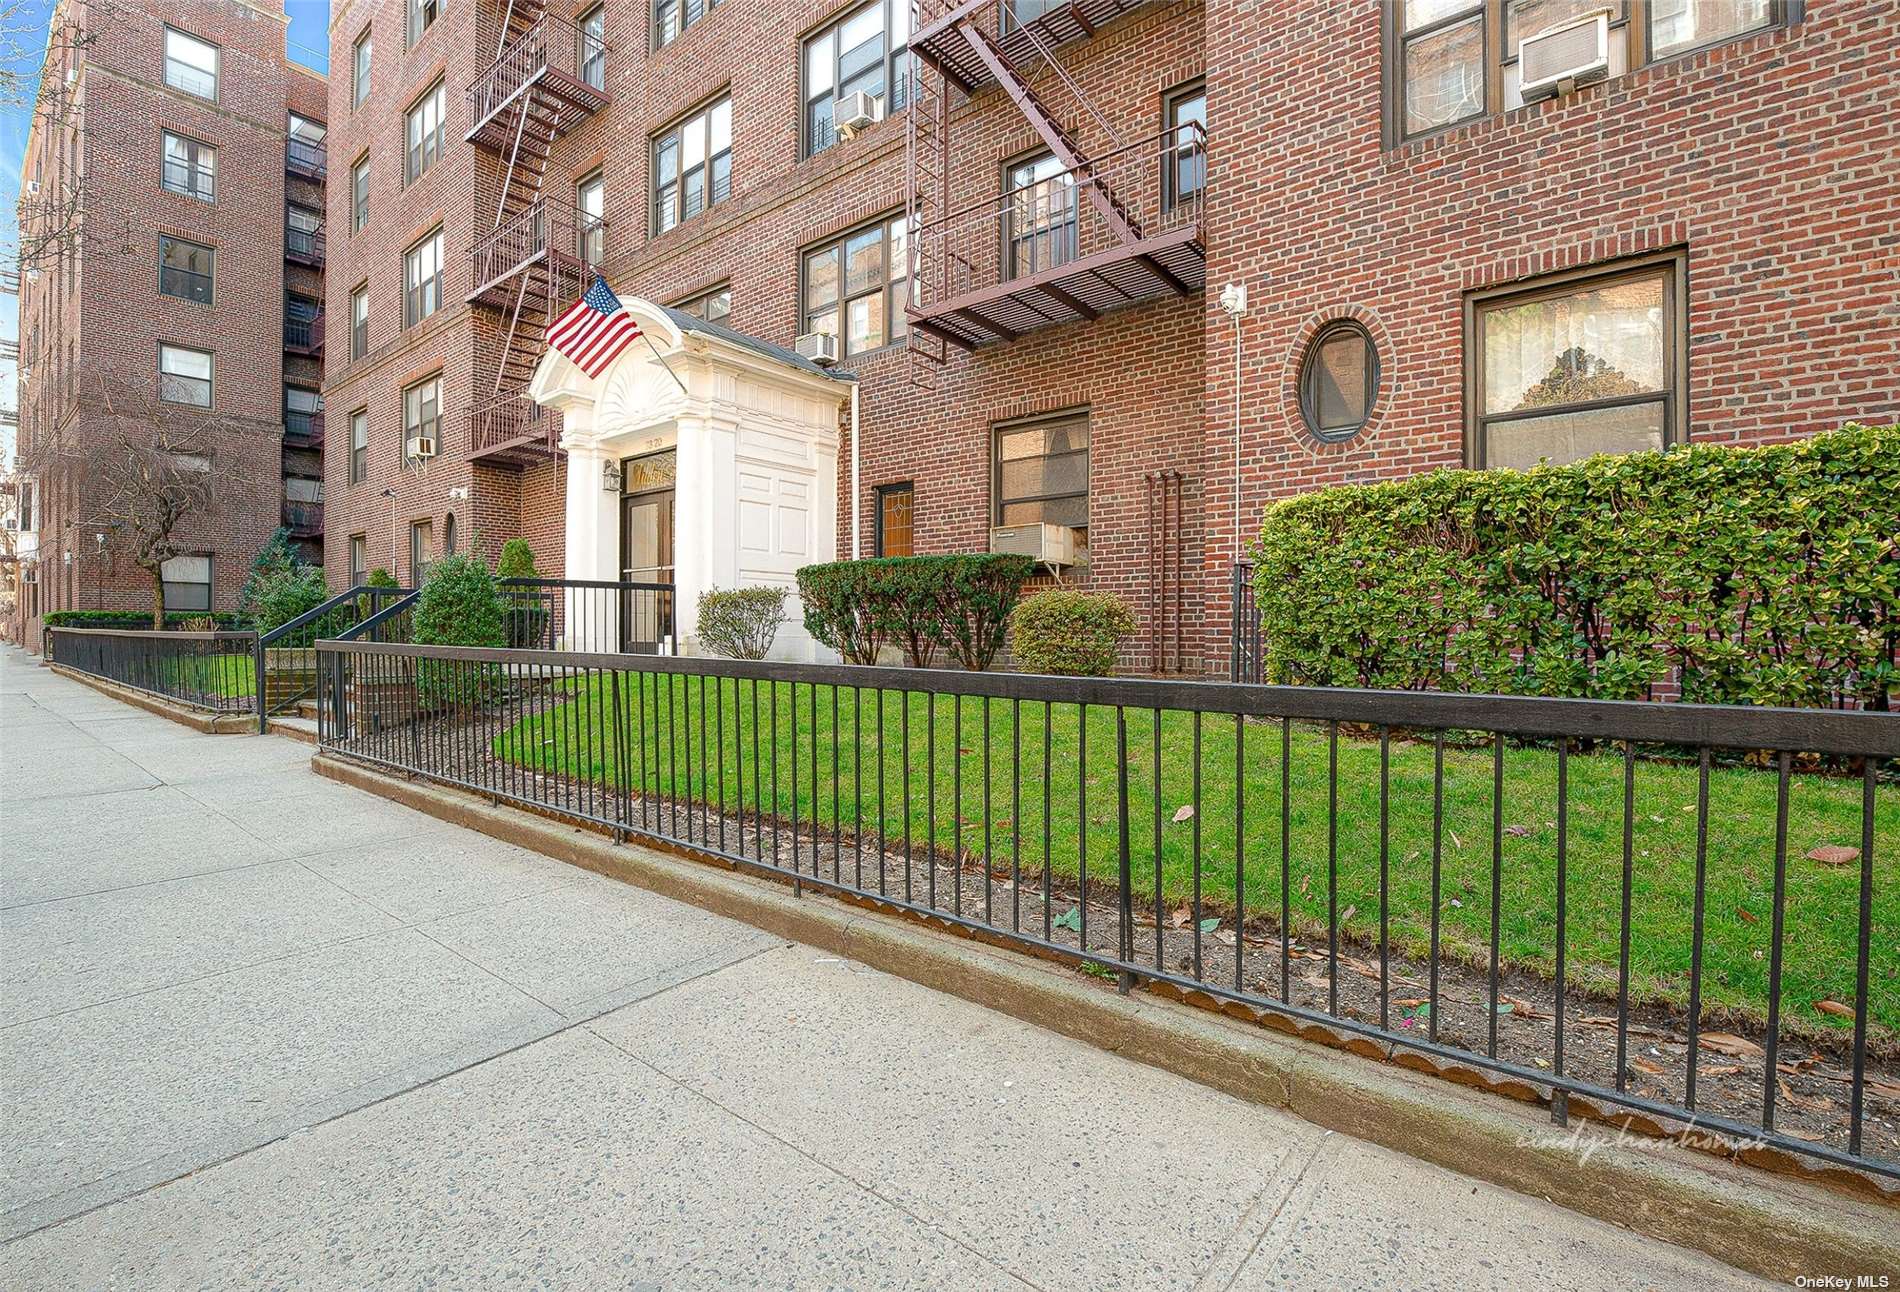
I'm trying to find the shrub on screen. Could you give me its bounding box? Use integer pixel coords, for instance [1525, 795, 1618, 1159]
[355, 567, 401, 621]
[932, 554, 1036, 670]
[1009, 590, 1136, 676]
[797, 561, 887, 664]
[879, 558, 948, 668]
[698, 585, 788, 659]
[238, 528, 302, 623]
[44, 610, 246, 630]
[497, 538, 539, 580]
[250, 563, 332, 634]
[413, 553, 508, 706]
[492, 541, 549, 647]
[1251, 423, 1900, 709]
[796, 554, 1035, 670]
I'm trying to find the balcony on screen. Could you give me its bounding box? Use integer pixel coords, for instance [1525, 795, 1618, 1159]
[911, 0, 1151, 95]
[282, 498, 323, 536]
[468, 393, 561, 467]
[285, 409, 325, 446]
[469, 199, 603, 306]
[285, 222, 325, 268]
[907, 124, 1206, 349]
[286, 137, 327, 180]
[465, 14, 609, 152]
[284, 312, 325, 355]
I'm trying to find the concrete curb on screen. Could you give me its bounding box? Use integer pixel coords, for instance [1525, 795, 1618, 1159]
[314, 752, 1898, 1284]
[49, 665, 255, 735]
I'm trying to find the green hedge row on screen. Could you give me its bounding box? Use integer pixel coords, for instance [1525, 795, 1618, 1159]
[797, 555, 1035, 669]
[1251, 423, 1899, 709]
[44, 610, 248, 631]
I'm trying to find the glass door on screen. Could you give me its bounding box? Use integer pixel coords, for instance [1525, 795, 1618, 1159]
[619, 450, 676, 652]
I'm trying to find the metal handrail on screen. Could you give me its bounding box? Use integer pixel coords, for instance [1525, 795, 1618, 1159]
[914, 122, 1202, 236]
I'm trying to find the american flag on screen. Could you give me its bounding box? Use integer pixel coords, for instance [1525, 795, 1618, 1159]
[546, 275, 642, 378]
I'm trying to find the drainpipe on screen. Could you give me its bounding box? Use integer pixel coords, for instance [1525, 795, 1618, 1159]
[849, 379, 862, 560]
[1218, 283, 1249, 561]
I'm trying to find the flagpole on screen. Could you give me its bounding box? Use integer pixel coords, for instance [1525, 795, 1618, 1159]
[642, 330, 690, 396]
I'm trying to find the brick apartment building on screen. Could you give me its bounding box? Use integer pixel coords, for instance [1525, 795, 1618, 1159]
[323, 0, 1898, 672]
[13, 0, 327, 644]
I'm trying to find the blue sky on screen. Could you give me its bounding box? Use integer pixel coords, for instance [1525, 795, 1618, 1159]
[0, 3, 331, 465]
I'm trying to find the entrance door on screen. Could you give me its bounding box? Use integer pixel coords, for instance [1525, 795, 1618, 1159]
[619, 449, 676, 652]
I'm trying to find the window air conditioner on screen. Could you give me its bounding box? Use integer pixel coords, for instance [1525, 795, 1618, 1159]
[1519, 11, 1610, 102]
[990, 522, 1076, 568]
[795, 331, 839, 366]
[406, 434, 437, 459]
[24, 180, 38, 196]
[836, 90, 879, 139]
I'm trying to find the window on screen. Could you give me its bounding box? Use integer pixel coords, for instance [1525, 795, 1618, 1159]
[875, 482, 913, 557]
[409, 519, 434, 583]
[160, 554, 211, 610]
[404, 375, 442, 464]
[17, 480, 31, 532]
[350, 283, 369, 359]
[1005, 153, 1076, 278]
[676, 284, 731, 323]
[161, 132, 215, 201]
[405, 228, 444, 327]
[1299, 321, 1378, 442]
[288, 113, 326, 147]
[654, 0, 718, 50]
[285, 385, 322, 439]
[1388, 2, 1785, 143]
[993, 411, 1088, 548]
[351, 155, 369, 231]
[349, 409, 369, 482]
[652, 96, 731, 234]
[443, 513, 457, 556]
[802, 215, 907, 356]
[803, 0, 909, 157]
[349, 535, 367, 587]
[579, 6, 605, 88]
[286, 204, 321, 259]
[353, 30, 372, 107]
[163, 28, 218, 100]
[408, 0, 441, 46]
[406, 81, 446, 183]
[1164, 81, 1206, 210]
[158, 343, 212, 407]
[158, 235, 213, 304]
[577, 171, 605, 264]
[1467, 254, 1684, 469]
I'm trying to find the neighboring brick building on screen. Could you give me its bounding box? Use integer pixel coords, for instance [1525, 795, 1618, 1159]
[323, 0, 1898, 672]
[13, 0, 327, 644]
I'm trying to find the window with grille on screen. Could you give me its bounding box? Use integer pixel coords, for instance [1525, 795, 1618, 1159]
[406, 81, 446, 183]
[161, 132, 215, 201]
[164, 28, 218, 100]
[802, 215, 907, 357]
[404, 229, 443, 327]
[651, 96, 730, 234]
[802, 0, 910, 157]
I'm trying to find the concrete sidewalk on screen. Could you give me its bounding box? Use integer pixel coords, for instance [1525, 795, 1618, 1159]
[0, 648, 1765, 1290]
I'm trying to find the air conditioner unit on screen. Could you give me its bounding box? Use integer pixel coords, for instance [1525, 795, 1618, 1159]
[1519, 11, 1611, 102]
[24, 180, 38, 196]
[990, 522, 1076, 568]
[406, 434, 437, 459]
[835, 91, 879, 139]
[795, 331, 839, 366]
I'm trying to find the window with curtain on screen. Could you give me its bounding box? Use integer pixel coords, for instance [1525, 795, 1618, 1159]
[161, 554, 211, 610]
[161, 132, 215, 201]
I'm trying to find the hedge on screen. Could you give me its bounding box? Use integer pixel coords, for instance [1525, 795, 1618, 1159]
[1009, 589, 1136, 676]
[44, 610, 247, 631]
[797, 554, 1036, 670]
[1251, 423, 1899, 708]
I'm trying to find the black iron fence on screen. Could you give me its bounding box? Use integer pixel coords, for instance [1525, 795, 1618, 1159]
[497, 577, 675, 654]
[253, 584, 413, 731]
[315, 641, 1900, 1183]
[47, 627, 258, 714]
[1230, 560, 1262, 683]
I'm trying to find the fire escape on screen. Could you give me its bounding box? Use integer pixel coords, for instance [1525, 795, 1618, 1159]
[904, 0, 1206, 379]
[463, 3, 610, 466]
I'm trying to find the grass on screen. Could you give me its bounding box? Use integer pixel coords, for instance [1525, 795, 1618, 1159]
[493, 675, 1898, 1040]
[163, 653, 255, 700]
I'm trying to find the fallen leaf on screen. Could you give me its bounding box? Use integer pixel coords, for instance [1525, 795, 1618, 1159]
[1172, 803, 1195, 824]
[1199, 917, 1221, 934]
[1170, 905, 1191, 929]
[1340, 904, 1357, 924]
[1736, 907, 1759, 925]
[1701, 1064, 1743, 1077]
[1500, 994, 1549, 1021]
[1806, 845, 1860, 866]
[1632, 1057, 1665, 1076]
[1504, 824, 1530, 837]
[1299, 874, 1311, 896]
[1814, 999, 1855, 1019]
[1448, 829, 1464, 852]
[1052, 907, 1082, 933]
[1700, 1032, 1766, 1058]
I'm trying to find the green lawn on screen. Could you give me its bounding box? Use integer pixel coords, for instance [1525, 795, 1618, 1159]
[494, 676, 1897, 1039]
[164, 653, 255, 701]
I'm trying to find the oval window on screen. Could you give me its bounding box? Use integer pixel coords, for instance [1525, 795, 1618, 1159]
[1299, 321, 1378, 442]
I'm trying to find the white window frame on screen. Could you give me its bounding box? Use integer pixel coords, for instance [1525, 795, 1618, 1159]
[158, 342, 213, 407]
[163, 28, 219, 100]
[802, 0, 911, 158]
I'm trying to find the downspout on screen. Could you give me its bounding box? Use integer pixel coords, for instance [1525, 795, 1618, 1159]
[849, 379, 862, 560]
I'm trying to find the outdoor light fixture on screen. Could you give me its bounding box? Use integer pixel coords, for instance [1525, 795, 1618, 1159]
[601, 460, 622, 492]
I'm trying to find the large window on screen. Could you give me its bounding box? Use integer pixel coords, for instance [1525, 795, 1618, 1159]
[654, 0, 718, 50]
[652, 96, 731, 234]
[1005, 153, 1075, 278]
[408, 0, 441, 46]
[1388, 1, 1785, 143]
[350, 408, 369, 482]
[875, 482, 913, 557]
[803, 0, 910, 157]
[406, 81, 446, 183]
[577, 171, 605, 263]
[993, 411, 1089, 547]
[405, 228, 444, 327]
[675, 284, 731, 323]
[158, 343, 212, 407]
[1164, 81, 1206, 210]
[161, 132, 215, 201]
[353, 30, 372, 107]
[351, 155, 369, 231]
[802, 215, 907, 357]
[404, 376, 442, 464]
[160, 554, 211, 611]
[580, 6, 606, 88]
[158, 235, 213, 304]
[1467, 254, 1684, 469]
[163, 28, 218, 100]
[350, 283, 369, 360]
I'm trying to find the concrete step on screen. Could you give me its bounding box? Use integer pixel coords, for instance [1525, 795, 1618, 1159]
[270, 715, 318, 745]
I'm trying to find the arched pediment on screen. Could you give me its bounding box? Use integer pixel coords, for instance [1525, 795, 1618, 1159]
[526, 296, 687, 414]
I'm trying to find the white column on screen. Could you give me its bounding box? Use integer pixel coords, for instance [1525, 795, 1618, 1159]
[560, 410, 620, 652]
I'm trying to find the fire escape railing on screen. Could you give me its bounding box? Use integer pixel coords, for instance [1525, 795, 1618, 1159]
[470, 198, 605, 298]
[467, 13, 606, 130]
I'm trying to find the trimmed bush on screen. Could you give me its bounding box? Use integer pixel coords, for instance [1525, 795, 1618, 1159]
[796, 554, 1036, 670]
[413, 553, 508, 706]
[797, 561, 887, 664]
[1251, 423, 1899, 708]
[44, 610, 247, 630]
[238, 528, 302, 624]
[698, 585, 788, 659]
[494, 541, 549, 648]
[1010, 589, 1136, 676]
[932, 554, 1036, 670]
[249, 564, 332, 634]
[497, 538, 539, 580]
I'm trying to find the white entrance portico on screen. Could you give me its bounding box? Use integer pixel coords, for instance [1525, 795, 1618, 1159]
[526, 297, 855, 660]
